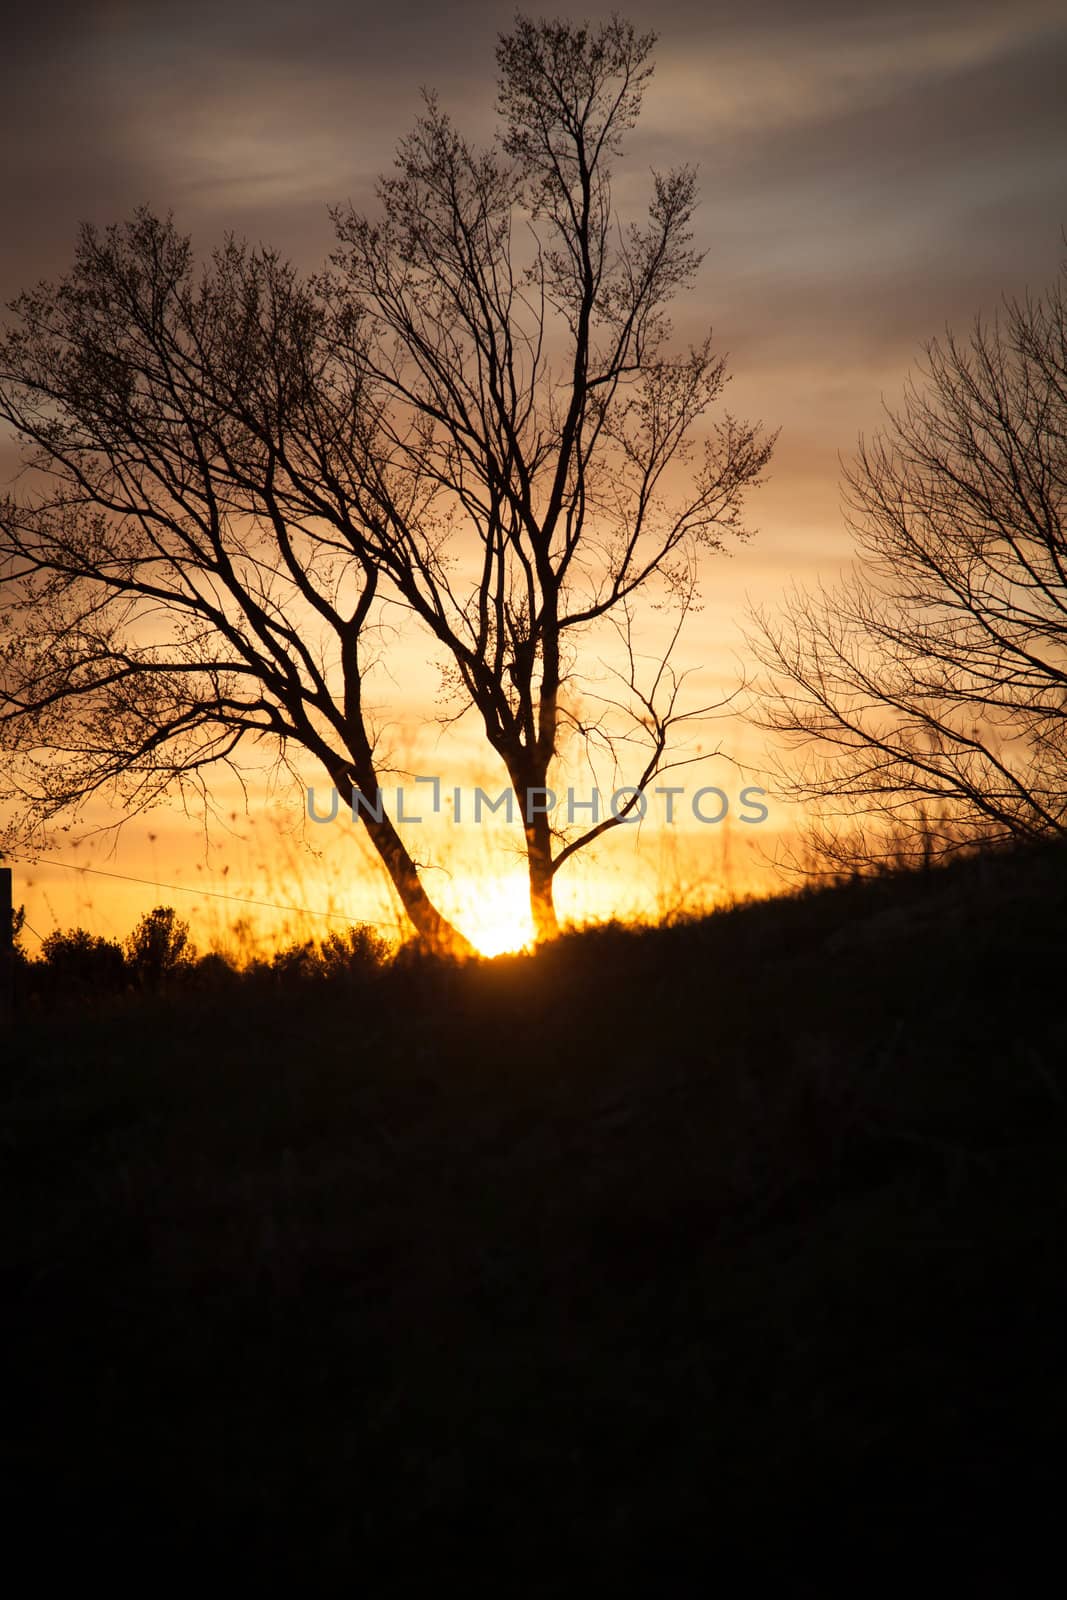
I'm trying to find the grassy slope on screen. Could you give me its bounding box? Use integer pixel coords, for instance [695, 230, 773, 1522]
[4, 841, 1067, 1586]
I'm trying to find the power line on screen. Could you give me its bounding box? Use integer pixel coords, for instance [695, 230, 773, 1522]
[4, 854, 396, 929]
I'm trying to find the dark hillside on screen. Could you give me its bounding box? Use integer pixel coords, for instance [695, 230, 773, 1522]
[4, 841, 1066, 1587]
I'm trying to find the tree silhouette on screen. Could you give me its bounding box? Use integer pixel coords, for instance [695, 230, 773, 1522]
[0, 214, 473, 954]
[307, 15, 774, 937]
[0, 14, 772, 945]
[748, 259, 1067, 870]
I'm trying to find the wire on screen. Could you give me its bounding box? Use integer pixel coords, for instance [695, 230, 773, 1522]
[3, 854, 396, 929]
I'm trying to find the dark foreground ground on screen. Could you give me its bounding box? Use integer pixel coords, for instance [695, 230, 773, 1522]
[4, 843, 1067, 1589]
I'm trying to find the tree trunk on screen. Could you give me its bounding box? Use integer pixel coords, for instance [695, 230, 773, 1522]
[525, 810, 560, 942]
[333, 764, 474, 957]
[366, 809, 475, 956]
[507, 746, 561, 943]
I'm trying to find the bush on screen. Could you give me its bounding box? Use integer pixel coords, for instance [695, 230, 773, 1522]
[38, 928, 128, 992]
[124, 906, 195, 989]
[267, 924, 390, 984]
[317, 924, 391, 979]
[190, 951, 241, 989]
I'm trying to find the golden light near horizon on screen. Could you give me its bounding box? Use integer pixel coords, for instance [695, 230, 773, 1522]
[4, 777, 787, 962]
[453, 871, 536, 957]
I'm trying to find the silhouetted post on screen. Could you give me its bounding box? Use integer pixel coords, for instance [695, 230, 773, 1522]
[0, 867, 12, 1023]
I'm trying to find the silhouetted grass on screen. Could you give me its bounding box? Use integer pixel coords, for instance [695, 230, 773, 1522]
[3, 838, 1066, 1586]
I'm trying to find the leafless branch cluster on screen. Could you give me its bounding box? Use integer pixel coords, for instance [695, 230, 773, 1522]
[748, 263, 1067, 873]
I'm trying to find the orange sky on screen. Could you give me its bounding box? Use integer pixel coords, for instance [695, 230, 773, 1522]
[2, 0, 1066, 954]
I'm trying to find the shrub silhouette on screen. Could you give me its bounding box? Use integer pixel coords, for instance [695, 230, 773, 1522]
[190, 951, 240, 988]
[317, 925, 390, 978]
[268, 940, 321, 982]
[39, 928, 127, 992]
[124, 906, 195, 988]
[267, 924, 390, 984]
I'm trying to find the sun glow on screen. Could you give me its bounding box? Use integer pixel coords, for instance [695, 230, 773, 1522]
[453, 872, 536, 957]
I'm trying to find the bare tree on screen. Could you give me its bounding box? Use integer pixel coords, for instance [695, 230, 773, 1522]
[261, 13, 774, 938]
[748, 260, 1067, 872]
[0, 214, 473, 954]
[0, 14, 773, 948]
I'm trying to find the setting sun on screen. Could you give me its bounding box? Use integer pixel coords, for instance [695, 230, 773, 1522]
[454, 873, 536, 957]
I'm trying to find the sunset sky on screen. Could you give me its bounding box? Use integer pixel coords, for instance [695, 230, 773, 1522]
[3, 0, 1066, 954]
